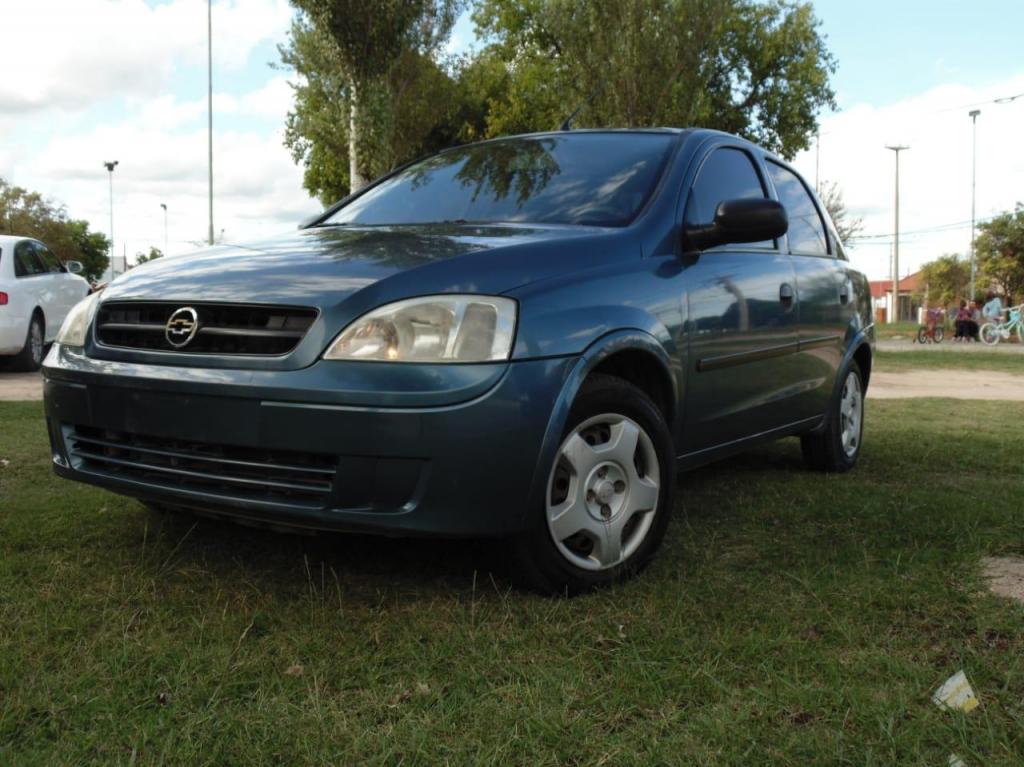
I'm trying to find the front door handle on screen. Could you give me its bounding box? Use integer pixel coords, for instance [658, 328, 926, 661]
[779, 283, 794, 304]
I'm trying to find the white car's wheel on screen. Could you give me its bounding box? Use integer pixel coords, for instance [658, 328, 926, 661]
[12, 314, 45, 372]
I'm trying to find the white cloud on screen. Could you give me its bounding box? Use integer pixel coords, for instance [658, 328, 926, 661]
[0, 0, 292, 116]
[1, 0, 317, 264]
[792, 74, 1024, 280]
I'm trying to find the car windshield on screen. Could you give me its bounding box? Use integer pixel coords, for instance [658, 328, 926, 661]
[322, 133, 675, 228]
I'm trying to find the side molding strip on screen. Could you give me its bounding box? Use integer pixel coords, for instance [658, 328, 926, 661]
[696, 334, 843, 372]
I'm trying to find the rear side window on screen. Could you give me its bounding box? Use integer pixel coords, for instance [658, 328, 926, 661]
[14, 241, 46, 277]
[766, 161, 829, 256]
[685, 147, 774, 249]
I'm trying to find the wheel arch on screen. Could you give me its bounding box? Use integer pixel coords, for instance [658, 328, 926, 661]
[521, 329, 679, 528]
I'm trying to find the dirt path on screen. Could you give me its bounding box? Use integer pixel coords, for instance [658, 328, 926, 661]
[868, 370, 1024, 401]
[0, 373, 43, 401]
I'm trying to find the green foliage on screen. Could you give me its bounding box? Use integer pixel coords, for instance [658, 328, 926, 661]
[281, 0, 836, 203]
[916, 253, 971, 308]
[0, 178, 109, 282]
[977, 203, 1024, 303]
[472, 0, 835, 156]
[134, 246, 164, 266]
[286, 0, 464, 193]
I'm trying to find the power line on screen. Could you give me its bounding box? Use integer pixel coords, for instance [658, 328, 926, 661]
[848, 213, 1000, 241]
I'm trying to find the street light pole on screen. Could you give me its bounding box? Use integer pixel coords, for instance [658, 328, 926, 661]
[885, 145, 909, 323]
[207, 0, 214, 246]
[969, 109, 980, 300]
[160, 203, 168, 253]
[103, 160, 119, 282]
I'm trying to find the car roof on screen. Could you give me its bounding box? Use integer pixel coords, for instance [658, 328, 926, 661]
[0, 235, 29, 246]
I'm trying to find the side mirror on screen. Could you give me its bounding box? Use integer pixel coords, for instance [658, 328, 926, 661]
[66, 261, 84, 274]
[684, 198, 788, 252]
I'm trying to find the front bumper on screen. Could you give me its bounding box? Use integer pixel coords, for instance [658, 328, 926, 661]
[42, 345, 576, 537]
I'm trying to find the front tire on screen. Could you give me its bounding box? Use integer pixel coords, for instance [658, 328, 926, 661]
[508, 374, 675, 595]
[11, 314, 45, 372]
[801, 361, 864, 473]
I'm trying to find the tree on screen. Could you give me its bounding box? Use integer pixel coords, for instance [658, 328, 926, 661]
[916, 254, 970, 310]
[66, 220, 111, 283]
[818, 180, 863, 244]
[280, 14, 474, 202]
[0, 178, 109, 281]
[976, 203, 1024, 304]
[287, 0, 463, 194]
[472, 0, 835, 158]
[134, 246, 164, 266]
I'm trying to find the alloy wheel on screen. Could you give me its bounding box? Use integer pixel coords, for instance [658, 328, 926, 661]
[30, 321, 43, 365]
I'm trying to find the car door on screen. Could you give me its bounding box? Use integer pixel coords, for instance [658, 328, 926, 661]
[13, 240, 57, 335]
[680, 145, 802, 454]
[35, 241, 83, 328]
[764, 160, 849, 421]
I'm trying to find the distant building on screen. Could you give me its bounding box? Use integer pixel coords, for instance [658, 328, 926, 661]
[869, 271, 922, 323]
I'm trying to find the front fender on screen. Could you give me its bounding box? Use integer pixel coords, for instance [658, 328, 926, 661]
[519, 329, 678, 528]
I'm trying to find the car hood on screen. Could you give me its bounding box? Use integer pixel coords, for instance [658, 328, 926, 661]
[101, 224, 632, 310]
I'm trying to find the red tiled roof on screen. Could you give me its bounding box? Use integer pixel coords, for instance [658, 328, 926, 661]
[869, 272, 921, 299]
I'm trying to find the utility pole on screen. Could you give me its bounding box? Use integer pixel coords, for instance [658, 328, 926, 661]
[207, 0, 214, 246]
[160, 203, 168, 252]
[969, 109, 980, 300]
[885, 145, 909, 323]
[103, 160, 119, 283]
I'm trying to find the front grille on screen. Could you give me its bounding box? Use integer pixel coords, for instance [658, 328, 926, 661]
[95, 302, 318, 356]
[65, 425, 337, 507]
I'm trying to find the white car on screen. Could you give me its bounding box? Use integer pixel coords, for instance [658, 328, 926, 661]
[0, 235, 90, 371]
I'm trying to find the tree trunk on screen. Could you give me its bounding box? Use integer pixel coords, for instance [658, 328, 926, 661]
[348, 81, 368, 193]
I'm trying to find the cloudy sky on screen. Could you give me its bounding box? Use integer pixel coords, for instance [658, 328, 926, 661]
[2, 0, 1022, 280]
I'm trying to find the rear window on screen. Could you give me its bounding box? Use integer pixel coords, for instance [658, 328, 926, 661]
[323, 133, 675, 228]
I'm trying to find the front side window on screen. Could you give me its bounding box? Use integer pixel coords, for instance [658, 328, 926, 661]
[766, 161, 829, 256]
[14, 241, 46, 277]
[35, 242, 64, 273]
[685, 147, 774, 249]
[323, 133, 675, 228]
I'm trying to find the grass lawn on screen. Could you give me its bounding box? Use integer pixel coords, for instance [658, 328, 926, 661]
[3, 399, 1024, 765]
[875, 349, 1024, 375]
[874, 321, 924, 341]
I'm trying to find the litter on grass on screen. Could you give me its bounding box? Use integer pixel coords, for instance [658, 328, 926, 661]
[948, 755, 967, 767]
[932, 670, 979, 713]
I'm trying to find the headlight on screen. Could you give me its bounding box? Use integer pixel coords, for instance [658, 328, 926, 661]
[324, 295, 517, 362]
[56, 292, 101, 348]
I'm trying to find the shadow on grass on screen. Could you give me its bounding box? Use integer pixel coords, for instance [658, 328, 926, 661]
[128, 439, 809, 601]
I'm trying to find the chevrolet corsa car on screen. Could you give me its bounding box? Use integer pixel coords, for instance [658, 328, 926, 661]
[43, 129, 874, 594]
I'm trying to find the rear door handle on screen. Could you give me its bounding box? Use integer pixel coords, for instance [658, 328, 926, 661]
[780, 283, 794, 304]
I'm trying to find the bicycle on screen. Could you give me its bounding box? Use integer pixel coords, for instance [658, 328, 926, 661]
[915, 308, 945, 344]
[980, 304, 1024, 346]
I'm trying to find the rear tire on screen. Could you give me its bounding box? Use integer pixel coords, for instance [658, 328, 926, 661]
[801, 361, 864, 473]
[11, 314, 45, 372]
[508, 374, 675, 596]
